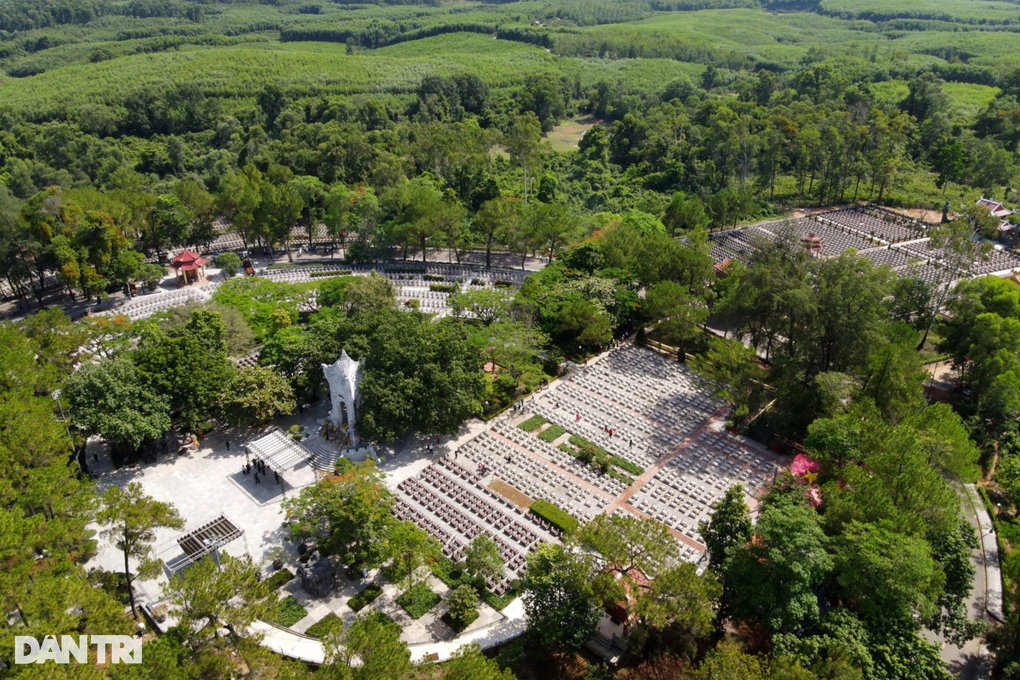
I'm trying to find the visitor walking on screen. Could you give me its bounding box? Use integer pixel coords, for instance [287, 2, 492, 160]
[225, 440, 230, 451]
[254, 473, 260, 484]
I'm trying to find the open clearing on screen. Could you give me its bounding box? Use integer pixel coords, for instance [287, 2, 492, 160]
[544, 116, 603, 154]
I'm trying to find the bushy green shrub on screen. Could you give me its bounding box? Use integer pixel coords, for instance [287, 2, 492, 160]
[269, 596, 308, 627]
[443, 584, 479, 632]
[215, 252, 242, 276]
[396, 582, 441, 619]
[611, 455, 643, 476]
[608, 470, 634, 485]
[348, 583, 383, 612]
[481, 587, 518, 611]
[264, 568, 295, 590]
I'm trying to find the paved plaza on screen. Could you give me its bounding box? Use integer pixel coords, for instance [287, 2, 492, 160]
[88, 403, 328, 603]
[88, 342, 783, 656]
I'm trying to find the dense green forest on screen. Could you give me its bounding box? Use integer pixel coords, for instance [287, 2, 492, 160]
[4, 1, 1020, 679]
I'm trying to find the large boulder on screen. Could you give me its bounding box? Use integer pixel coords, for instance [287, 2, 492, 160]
[298, 551, 335, 598]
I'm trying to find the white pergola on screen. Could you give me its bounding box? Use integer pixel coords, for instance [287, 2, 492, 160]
[245, 428, 311, 475]
[161, 514, 246, 577]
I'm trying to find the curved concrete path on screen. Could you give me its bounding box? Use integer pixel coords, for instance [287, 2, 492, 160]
[964, 484, 1004, 623]
[251, 599, 526, 665]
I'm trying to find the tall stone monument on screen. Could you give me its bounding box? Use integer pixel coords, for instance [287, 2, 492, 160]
[322, 350, 364, 446]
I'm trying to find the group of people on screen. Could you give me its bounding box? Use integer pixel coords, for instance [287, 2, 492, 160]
[242, 457, 279, 485]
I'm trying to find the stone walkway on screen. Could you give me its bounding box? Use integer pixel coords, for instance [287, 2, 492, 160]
[606, 405, 729, 515]
[921, 484, 998, 679]
[965, 484, 1004, 622]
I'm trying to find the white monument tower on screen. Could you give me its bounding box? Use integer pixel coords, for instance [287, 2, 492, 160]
[322, 350, 364, 446]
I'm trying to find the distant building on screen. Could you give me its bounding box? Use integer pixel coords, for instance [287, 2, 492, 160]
[977, 197, 1016, 219]
[587, 565, 650, 662]
[976, 198, 1019, 246]
[801, 233, 823, 258]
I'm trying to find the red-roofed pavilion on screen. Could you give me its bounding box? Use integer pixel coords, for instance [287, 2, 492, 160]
[170, 249, 209, 285]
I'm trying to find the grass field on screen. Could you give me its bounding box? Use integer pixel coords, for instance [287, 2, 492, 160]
[871, 80, 1000, 122]
[544, 116, 603, 153]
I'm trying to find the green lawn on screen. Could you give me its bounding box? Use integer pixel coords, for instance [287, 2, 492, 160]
[537, 424, 567, 443]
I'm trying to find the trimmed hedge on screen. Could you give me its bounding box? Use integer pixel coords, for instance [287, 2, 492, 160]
[305, 612, 343, 638]
[494, 280, 514, 288]
[264, 568, 294, 590]
[530, 499, 578, 534]
[519, 415, 547, 432]
[396, 582, 441, 619]
[309, 269, 353, 278]
[537, 424, 566, 443]
[270, 596, 308, 627]
[423, 274, 445, 281]
[349, 583, 383, 612]
[429, 283, 459, 293]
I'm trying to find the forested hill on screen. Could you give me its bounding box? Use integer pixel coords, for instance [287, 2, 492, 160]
[0, 0, 1019, 297]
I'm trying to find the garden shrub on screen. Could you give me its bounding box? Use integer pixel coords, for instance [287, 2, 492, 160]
[348, 583, 383, 612]
[396, 582, 441, 619]
[519, 415, 547, 432]
[537, 424, 566, 442]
